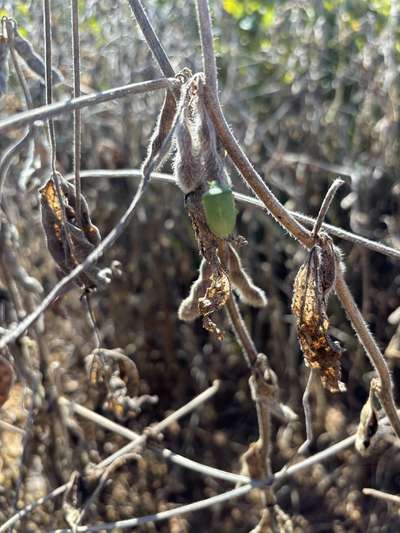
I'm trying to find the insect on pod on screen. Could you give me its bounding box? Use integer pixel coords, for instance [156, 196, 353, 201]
[202, 181, 237, 239]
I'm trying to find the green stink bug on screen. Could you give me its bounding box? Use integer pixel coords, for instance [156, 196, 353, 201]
[202, 181, 237, 239]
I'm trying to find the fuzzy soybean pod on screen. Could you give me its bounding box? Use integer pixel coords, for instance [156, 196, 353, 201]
[202, 180, 237, 239]
[0, 35, 9, 97]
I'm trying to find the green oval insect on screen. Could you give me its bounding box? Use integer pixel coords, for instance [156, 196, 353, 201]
[202, 181, 237, 239]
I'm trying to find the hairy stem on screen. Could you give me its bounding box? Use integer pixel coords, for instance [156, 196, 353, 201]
[0, 78, 175, 133]
[335, 269, 400, 438]
[70, 0, 82, 225]
[126, 0, 175, 77]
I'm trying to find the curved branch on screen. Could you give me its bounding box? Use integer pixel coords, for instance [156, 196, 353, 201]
[0, 78, 176, 133]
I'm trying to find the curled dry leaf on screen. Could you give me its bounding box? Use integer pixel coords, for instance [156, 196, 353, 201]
[40, 177, 104, 289]
[198, 269, 230, 341]
[0, 353, 14, 408]
[292, 233, 345, 393]
[85, 348, 156, 420]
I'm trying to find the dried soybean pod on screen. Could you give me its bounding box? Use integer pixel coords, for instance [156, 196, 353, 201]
[0, 34, 9, 97]
[355, 379, 380, 456]
[178, 258, 212, 322]
[202, 181, 237, 239]
[227, 244, 267, 307]
[13, 27, 63, 84]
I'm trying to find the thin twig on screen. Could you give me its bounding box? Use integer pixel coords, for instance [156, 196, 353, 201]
[1, 422, 359, 532]
[225, 294, 258, 368]
[0, 78, 175, 133]
[312, 178, 344, 238]
[126, 0, 175, 78]
[0, 419, 26, 435]
[76, 453, 140, 527]
[100, 379, 220, 468]
[70, 0, 82, 225]
[5, 19, 33, 109]
[60, 396, 248, 484]
[72, 169, 400, 262]
[0, 127, 35, 200]
[84, 293, 101, 348]
[0, 19, 36, 203]
[0, 382, 220, 532]
[46, 484, 255, 532]
[0, 484, 69, 533]
[363, 488, 400, 505]
[335, 270, 400, 438]
[195, 0, 218, 94]
[44, 433, 359, 532]
[274, 433, 356, 481]
[43, 0, 57, 176]
[297, 369, 315, 455]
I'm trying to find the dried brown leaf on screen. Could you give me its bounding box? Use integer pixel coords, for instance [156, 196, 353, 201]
[40, 177, 103, 289]
[198, 269, 230, 341]
[292, 234, 345, 393]
[85, 348, 151, 420]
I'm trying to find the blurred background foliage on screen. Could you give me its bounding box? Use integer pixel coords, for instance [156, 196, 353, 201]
[0, 0, 400, 531]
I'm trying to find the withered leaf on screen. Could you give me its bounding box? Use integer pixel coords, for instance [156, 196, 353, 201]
[292, 234, 345, 393]
[85, 348, 147, 420]
[198, 269, 230, 341]
[40, 177, 103, 289]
